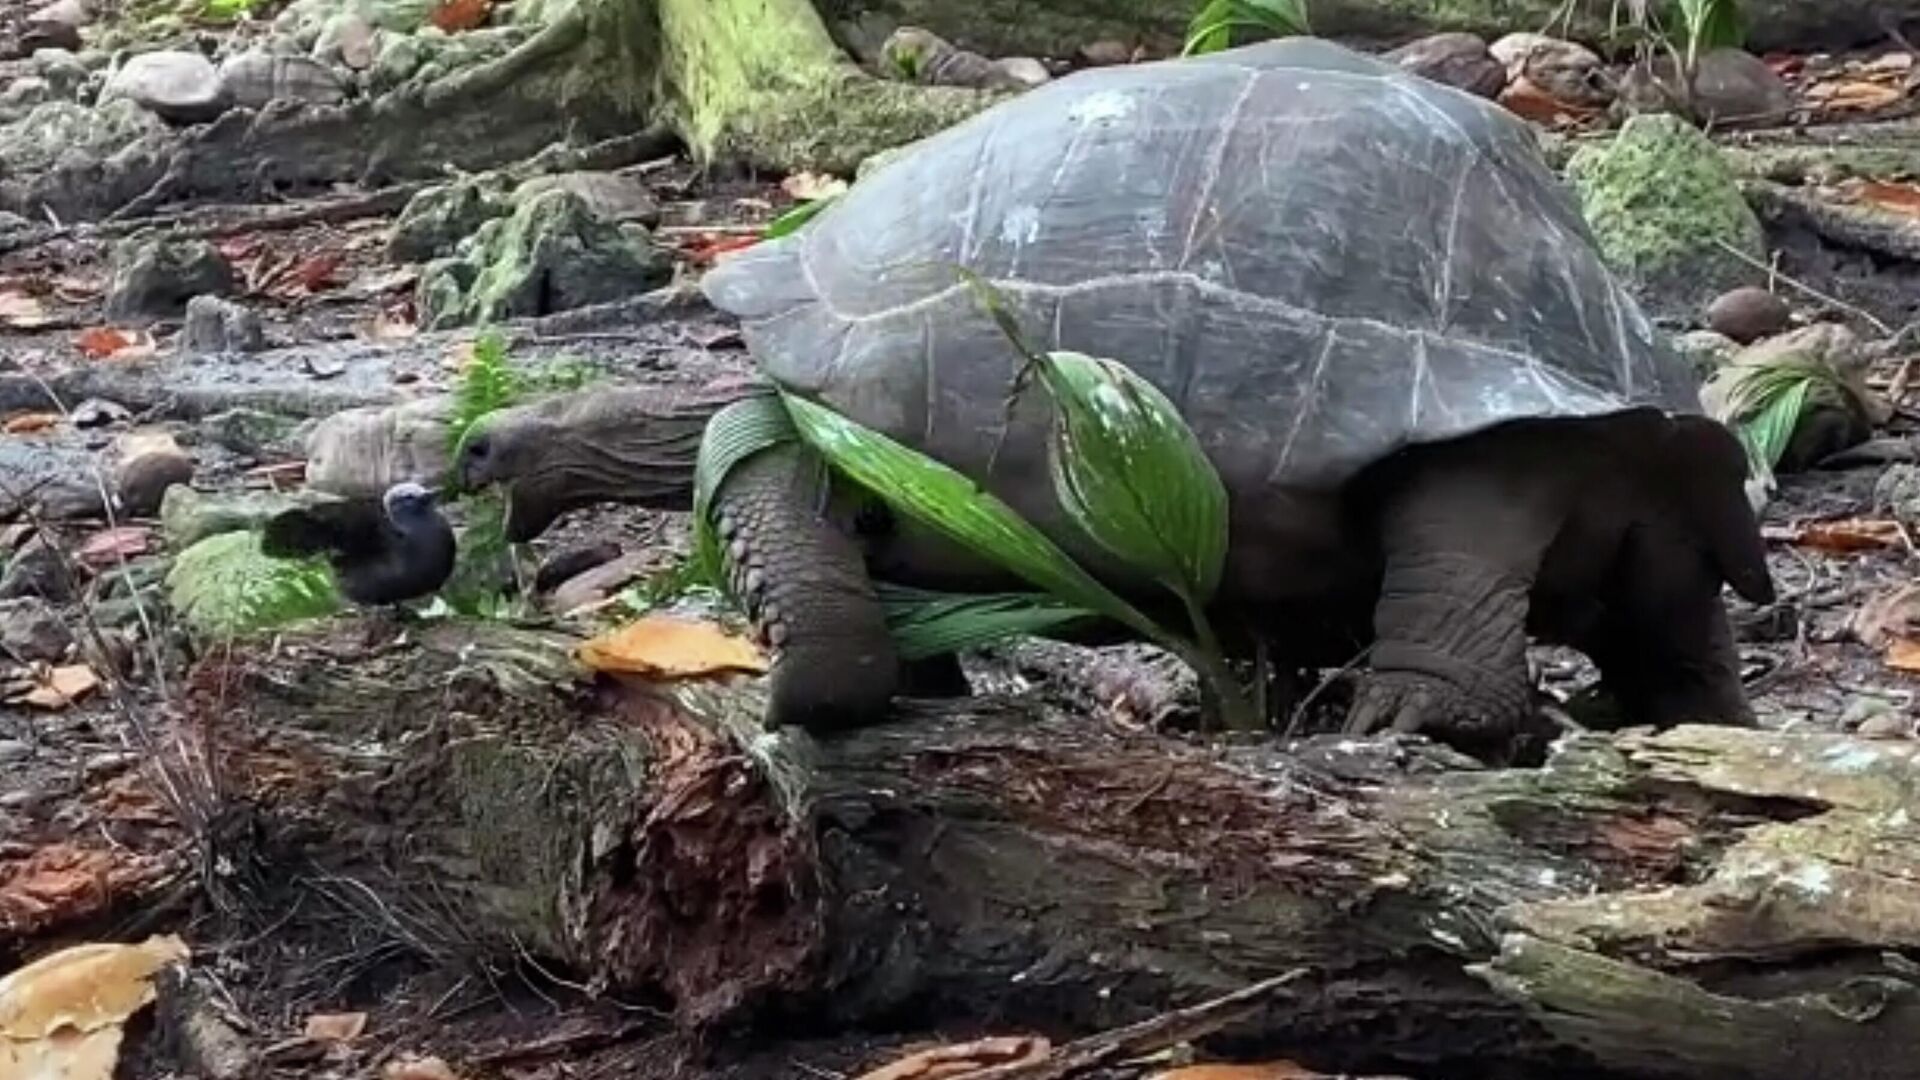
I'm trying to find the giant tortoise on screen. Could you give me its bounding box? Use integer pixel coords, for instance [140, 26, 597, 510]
[460, 37, 1775, 752]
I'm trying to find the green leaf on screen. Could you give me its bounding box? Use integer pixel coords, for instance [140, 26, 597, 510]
[765, 195, 841, 240]
[1736, 376, 1811, 471]
[1673, 0, 1744, 54]
[449, 328, 524, 457]
[877, 583, 1097, 660]
[1183, 0, 1311, 56]
[780, 390, 1164, 643]
[1034, 351, 1230, 605]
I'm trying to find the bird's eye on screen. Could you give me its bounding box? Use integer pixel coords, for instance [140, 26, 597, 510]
[464, 434, 491, 461]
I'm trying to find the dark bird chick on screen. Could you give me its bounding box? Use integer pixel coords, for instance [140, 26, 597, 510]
[261, 482, 457, 606]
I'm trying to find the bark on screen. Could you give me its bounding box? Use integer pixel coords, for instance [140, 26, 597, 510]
[162, 617, 1920, 1080]
[825, 0, 1920, 61]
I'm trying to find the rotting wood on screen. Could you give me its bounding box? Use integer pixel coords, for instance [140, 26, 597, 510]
[124, 616, 1920, 1080]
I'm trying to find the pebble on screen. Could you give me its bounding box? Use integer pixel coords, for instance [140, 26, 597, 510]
[102, 49, 228, 123]
[113, 429, 195, 517]
[1385, 32, 1505, 99]
[1076, 39, 1133, 67]
[0, 596, 73, 661]
[1705, 286, 1790, 344]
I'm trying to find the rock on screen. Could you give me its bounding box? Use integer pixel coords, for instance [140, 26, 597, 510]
[1488, 32, 1610, 107]
[33, 480, 107, 520]
[0, 740, 29, 764]
[160, 484, 314, 548]
[1624, 48, 1794, 126]
[105, 236, 235, 319]
[0, 597, 73, 661]
[1672, 328, 1739, 377]
[416, 189, 672, 329]
[102, 50, 227, 123]
[1, 77, 52, 112]
[1876, 464, 1920, 525]
[30, 47, 89, 98]
[0, 537, 69, 601]
[70, 397, 130, 428]
[513, 170, 660, 227]
[1385, 32, 1505, 99]
[180, 294, 265, 354]
[1076, 40, 1133, 67]
[533, 540, 621, 594]
[0, 98, 162, 178]
[1565, 113, 1764, 316]
[389, 176, 508, 262]
[303, 396, 453, 499]
[112, 429, 194, 517]
[199, 407, 299, 457]
[216, 51, 347, 109]
[1705, 286, 1791, 344]
[21, 0, 88, 52]
[992, 56, 1051, 89]
[881, 26, 1038, 91]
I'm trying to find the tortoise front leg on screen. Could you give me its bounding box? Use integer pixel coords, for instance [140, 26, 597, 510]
[713, 444, 900, 732]
[1343, 455, 1561, 757]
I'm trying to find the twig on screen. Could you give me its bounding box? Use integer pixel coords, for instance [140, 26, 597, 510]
[1284, 646, 1370, 738]
[965, 968, 1310, 1079]
[1710, 237, 1892, 335]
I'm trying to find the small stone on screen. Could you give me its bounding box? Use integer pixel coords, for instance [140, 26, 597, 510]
[217, 51, 347, 109]
[991, 56, 1051, 89]
[102, 50, 228, 123]
[0, 537, 71, 601]
[22, 0, 88, 52]
[1705, 286, 1790, 344]
[34, 480, 107, 520]
[513, 170, 660, 227]
[1671, 48, 1793, 125]
[113, 429, 194, 517]
[1386, 32, 1505, 99]
[180, 294, 265, 354]
[0, 596, 73, 661]
[70, 397, 131, 429]
[0, 740, 31, 764]
[1489, 31, 1610, 107]
[106, 236, 235, 319]
[1077, 39, 1132, 67]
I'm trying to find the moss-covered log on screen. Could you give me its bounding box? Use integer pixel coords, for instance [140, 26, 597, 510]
[827, 0, 1920, 60]
[159, 617, 1920, 1080]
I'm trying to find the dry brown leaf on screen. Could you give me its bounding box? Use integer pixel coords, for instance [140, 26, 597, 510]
[1804, 78, 1905, 112]
[856, 1036, 1050, 1080]
[359, 310, 420, 341]
[0, 289, 52, 329]
[781, 170, 849, 202]
[0, 1024, 125, 1080]
[1842, 178, 1920, 218]
[1497, 75, 1600, 125]
[9, 664, 101, 710]
[77, 527, 154, 569]
[1791, 518, 1905, 552]
[4, 412, 61, 434]
[1152, 1063, 1326, 1080]
[428, 0, 490, 31]
[1885, 637, 1920, 673]
[384, 1053, 462, 1080]
[576, 615, 768, 679]
[304, 1010, 369, 1042]
[73, 327, 157, 361]
[0, 935, 190, 1039]
[1853, 583, 1920, 648]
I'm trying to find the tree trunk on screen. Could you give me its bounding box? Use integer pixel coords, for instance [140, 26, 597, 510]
[160, 617, 1920, 1080]
[828, 0, 1920, 61]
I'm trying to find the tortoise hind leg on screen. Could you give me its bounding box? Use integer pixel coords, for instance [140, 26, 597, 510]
[1342, 445, 1566, 757]
[712, 444, 900, 733]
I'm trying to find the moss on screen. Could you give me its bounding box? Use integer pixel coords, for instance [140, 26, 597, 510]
[1566, 114, 1764, 313]
[166, 530, 343, 640]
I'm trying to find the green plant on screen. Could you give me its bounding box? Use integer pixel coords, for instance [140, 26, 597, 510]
[440, 328, 539, 619]
[1610, 0, 1746, 113]
[1717, 355, 1844, 473]
[1182, 0, 1310, 57]
[765, 195, 841, 240]
[200, 0, 258, 21]
[449, 329, 522, 458]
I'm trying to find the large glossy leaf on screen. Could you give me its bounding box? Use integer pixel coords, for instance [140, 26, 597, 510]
[877, 584, 1097, 660]
[781, 391, 1162, 642]
[1036, 351, 1230, 605]
[1183, 0, 1310, 56]
[1736, 376, 1810, 472]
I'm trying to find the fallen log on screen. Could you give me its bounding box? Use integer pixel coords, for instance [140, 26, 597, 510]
[161, 617, 1920, 1079]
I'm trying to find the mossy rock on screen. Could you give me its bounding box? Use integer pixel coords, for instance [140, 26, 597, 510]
[390, 175, 511, 262]
[1566, 114, 1764, 317]
[0, 99, 164, 176]
[417, 189, 671, 329]
[166, 530, 342, 639]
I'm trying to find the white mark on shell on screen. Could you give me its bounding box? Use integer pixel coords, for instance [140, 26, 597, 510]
[1069, 90, 1134, 125]
[1782, 861, 1834, 900]
[1000, 204, 1041, 246]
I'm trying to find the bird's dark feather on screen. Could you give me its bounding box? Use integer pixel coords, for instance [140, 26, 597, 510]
[261, 497, 457, 606]
[261, 501, 392, 560]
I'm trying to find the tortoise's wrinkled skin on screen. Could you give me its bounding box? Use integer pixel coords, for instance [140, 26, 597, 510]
[465, 38, 1775, 758]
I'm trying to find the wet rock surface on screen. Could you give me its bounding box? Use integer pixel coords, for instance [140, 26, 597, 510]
[101, 49, 228, 123]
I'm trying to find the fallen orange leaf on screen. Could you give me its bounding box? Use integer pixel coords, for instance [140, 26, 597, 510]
[4, 412, 60, 434]
[1791, 518, 1905, 552]
[286, 251, 346, 293]
[1804, 78, 1905, 112]
[856, 1036, 1050, 1080]
[73, 327, 156, 361]
[1842, 179, 1920, 218]
[576, 615, 768, 679]
[0, 934, 189, 1039]
[1497, 75, 1600, 125]
[77, 527, 154, 569]
[9, 665, 101, 710]
[428, 0, 489, 31]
